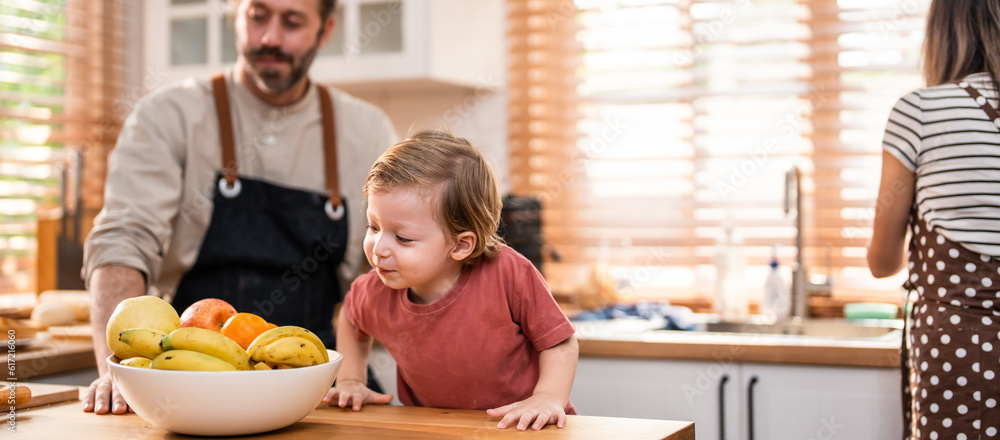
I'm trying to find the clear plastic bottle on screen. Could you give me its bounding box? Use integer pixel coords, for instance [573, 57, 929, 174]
[714, 226, 748, 322]
[761, 245, 790, 321]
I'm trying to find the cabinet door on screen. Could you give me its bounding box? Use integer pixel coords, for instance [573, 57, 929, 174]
[573, 357, 740, 440]
[740, 363, 902, 440]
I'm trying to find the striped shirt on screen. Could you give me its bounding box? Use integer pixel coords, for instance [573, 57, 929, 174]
[882, 72, 1000, 256]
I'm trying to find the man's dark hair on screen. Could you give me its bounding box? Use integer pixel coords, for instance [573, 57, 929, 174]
[320, 0, 336, 22]
[231, 0, 337, 22]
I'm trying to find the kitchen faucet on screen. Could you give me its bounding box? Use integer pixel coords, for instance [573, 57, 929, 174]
[784, 165, 833, 319]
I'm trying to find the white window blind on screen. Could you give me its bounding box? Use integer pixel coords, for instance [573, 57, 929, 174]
[508, 0, 929, 311]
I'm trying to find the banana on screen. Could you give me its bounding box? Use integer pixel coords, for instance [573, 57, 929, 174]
[160, 327, 253, 370]
[119, 357, 152, 368]
[151, 350, 238, 372]
[118, 328, 167, 359]
[246, 326, 328, 363]
[253, 361, 273, 371]
[252, 335, 325, 368]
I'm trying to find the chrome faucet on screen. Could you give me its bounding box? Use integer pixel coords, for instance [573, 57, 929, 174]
[784, 165, 833, 319]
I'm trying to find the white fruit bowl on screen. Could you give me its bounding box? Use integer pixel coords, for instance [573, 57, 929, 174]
[107, 350, 342, 436]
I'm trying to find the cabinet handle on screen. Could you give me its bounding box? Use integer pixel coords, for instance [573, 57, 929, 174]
[747, 375, 759, 440]
[718, 374, 729, 440]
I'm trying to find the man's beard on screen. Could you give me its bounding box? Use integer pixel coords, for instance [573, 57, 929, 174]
[243, 44, 319, 94]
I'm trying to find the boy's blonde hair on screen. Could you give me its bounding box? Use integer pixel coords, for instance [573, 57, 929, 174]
[363, 130, 503, 264]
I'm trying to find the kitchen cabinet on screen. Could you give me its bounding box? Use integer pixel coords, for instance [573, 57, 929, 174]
[741, 363, 902, 440]
[143, 0, 503, 92]
[571, 357, 737, 440]
[571, 357, 902, 440]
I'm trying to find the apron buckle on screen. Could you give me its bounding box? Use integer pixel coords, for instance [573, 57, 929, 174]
[325, 200, 344, 221]
[218, 177, 242, 199]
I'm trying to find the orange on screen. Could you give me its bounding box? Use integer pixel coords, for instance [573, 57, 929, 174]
[221, 313, 272, 350]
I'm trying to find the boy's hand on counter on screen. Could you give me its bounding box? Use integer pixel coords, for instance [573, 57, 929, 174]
[487, 393, 567, 431]
[323, 379, 393, 411]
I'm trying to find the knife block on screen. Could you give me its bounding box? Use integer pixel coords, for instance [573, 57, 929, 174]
[36, 208, 98, 294]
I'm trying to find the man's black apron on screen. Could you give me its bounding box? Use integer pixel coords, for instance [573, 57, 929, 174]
[172, 74, 379, 390]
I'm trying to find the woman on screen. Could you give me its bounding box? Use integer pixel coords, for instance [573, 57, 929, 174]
[868, 1, 1000, 438]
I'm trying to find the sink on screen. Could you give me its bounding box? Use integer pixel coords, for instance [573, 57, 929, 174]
[684, 318, 903, 339]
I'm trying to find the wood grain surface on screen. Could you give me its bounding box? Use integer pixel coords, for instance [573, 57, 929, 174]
[14, 392, 695, 439]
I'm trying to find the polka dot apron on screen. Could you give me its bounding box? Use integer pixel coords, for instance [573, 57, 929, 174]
[902, 79, 1000, 440]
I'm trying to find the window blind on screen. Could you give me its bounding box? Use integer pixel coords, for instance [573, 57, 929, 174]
[0, 0, 132, 294]
[507, 0, 928, 309]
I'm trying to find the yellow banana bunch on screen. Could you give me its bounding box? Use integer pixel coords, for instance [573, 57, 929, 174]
[119, 357, 152, 368]
[247, 326, 329, 368]
[252, 336, 326, 368]
[161, 327, 253, 370]
[118, 328, 167, 359]
[151, 350, 238, 371]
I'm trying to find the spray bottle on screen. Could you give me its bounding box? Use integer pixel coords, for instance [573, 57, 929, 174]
[761, 244, 790, 321]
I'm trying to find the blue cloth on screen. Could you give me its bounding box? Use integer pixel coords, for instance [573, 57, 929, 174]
[572, 301, 696, 331]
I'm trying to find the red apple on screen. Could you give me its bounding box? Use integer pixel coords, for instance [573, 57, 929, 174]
[179, 298, 237, 332]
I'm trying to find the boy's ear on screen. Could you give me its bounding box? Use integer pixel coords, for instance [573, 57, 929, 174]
[450, 231, 477, 262]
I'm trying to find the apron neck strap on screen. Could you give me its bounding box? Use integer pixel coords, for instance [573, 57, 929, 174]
[956, 79, 1000, 128]
[211, 73, 239, 188]
[317, 85, 342, 209]
[209, 72, 342, 208]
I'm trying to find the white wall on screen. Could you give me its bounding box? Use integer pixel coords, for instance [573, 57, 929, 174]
[352, 85, 510, 194]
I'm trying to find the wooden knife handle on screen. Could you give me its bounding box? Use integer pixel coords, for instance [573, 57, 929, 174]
[1, 385, 32, 407]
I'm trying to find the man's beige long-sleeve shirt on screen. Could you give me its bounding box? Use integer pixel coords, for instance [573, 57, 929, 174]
[83, 69, 397, 301]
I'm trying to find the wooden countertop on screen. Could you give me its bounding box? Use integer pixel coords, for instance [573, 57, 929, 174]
[14, 392, 695, 439]
[574, 320, 902, 368]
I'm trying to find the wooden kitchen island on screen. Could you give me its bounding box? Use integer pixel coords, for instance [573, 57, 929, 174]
[13, 392, 695, 439]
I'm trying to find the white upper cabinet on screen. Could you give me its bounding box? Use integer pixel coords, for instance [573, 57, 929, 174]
[144, 0, 504, 92]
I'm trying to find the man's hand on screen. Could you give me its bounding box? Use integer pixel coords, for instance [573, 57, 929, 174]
[82, 374, 130, 414]
[487, 392, 567, 431]
[322, 379, 393, 411]
[85, 264, 145, 414]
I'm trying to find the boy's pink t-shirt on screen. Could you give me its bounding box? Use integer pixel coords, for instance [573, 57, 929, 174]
[343, 245, 577, 412]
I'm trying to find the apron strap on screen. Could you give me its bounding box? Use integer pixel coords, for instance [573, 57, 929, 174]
[957, 79, 1000, 130]
[317, 86, 343, 213]
[209, 73, 343, 217]
[211, 73, 239, 189]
